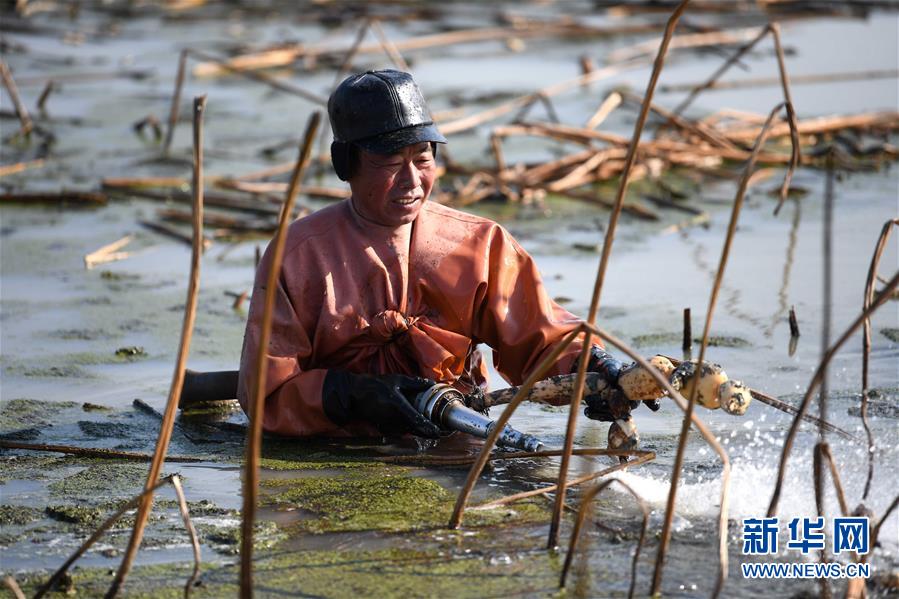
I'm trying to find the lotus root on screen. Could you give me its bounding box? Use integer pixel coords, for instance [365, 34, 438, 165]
[618, 355, 676, 402]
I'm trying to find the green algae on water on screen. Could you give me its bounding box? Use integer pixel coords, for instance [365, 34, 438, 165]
[630, 332, 750, 348]
[265, 471, 450, 533]
[0, 504, 42, 526]
[48, 461, 159, 500]
[15, 532, 567, 598]
[45, 504, 104, 526]
[264, 469, 548, 534]
[0, 398, 79, 431]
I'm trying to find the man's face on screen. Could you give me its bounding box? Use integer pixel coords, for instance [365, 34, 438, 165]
[348, 142, 437, 227]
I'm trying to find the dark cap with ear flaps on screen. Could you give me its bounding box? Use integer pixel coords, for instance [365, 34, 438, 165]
[328, 69, 447, 155]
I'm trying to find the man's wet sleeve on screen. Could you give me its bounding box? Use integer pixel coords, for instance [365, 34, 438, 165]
[236, 256, 337, 437]
[473, 226, 596, 396]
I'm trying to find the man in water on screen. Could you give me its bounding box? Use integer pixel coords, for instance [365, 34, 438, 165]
[237, 69, 638, 438]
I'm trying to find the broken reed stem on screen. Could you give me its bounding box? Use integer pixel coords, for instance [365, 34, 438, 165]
[815, 153, 835, 599]
[0, 440, 202, 462]
[318, 18, 371, 160]
[860, 219, 898, 500]
[37, 475, 189, 599]
[0, 59, 33, 137]
[869, 494, 899, 563]
[815, 442, 849, 516]
[766, 270, 899, 518]
[191, 49, 327, 106]
[585, 91, 622, 130]
[671, 24, 770, 118]
[240, 112, 321, 598]
[789, 306, 800, 337]
[663, 69, 899, 94]
[163, 49, 189, 155]
[813, 445, 832, 599]
[746, 389, 860, 442]
[370, 19, 410, 71]
[653, 102, 785, 599]
[0, 158, 45, 177]
[448, 326, 584, 529]
[171, 475, 202, 598]
[770, 24, 801, 216]
[84, 234, 134, 269]
[471, 451, 655, 510]
[582, 322, 732, 592]
[377, 447, 646, 467]
[559, 478, 648, 599]
[439, 59, 641, 135]
[548, 0, 691, 551]
[107, 96, 206, 599]
[847, 494, 899, 598]
[682, 307, 692, 355]
[36, 79, 54, 112]
[3, 576, 25, 599]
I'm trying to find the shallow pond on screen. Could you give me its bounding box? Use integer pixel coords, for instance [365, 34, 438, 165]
[1, 2, 897, 597]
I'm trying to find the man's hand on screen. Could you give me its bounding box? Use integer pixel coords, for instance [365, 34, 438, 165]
[322, 371, 442, 438]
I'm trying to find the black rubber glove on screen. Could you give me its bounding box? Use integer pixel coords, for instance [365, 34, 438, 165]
[578, 346, 634, 422]
[321, 371, 441, 438]
[585, 346, 623, 384]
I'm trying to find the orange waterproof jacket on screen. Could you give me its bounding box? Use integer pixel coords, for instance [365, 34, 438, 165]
[237, 199, 587, 437]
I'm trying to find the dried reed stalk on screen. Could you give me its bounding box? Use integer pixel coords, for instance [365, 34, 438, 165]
[653, 102, 785, 598]
[84, 234, 134, 269]
[847, 494, 899, 598]
[163, 50, 189, 155]
[559, 478, 648, 598]
[624, 90, 738, 150]
[746, 389, 859, 442]
[440, 60, 641, 135]
[370, 19, 410, 71]
[814, 151, 836, 599]
[448, 326, 584, 528]
[769, 24, 801, 215]
[0, 59, 33, 137]
[671, 25, 771, 117]
[3, 576, 25, 599]
[0, 191, 107, 205]
[36, 475, 197, 599]
[171, 475, 202, 597]
[192, 49, 328, 106]
[0, 440, 202, 462]
[36, 79, 54, 112]
[609, 25, 764, 63]
[0, 158, 44, 177]
[316, 18, 371, 159]
[549, 0, 691, 550]
[582, 323, 732, 599]
[860, 218, 898, 500]
[585, 92, 622, 129]
[663, 68, 899, 94]
[239, 112, 321, 598]
[471, 451, 655, 510]
[723, 112, 899, 143]
[107, 96, 206, 598]
[814, 442, 849, 517]
[766, 269, 899, 518]
[192, 23, 659, 77]
[377, 447, 648, 467]
[163, 49, 325, 154]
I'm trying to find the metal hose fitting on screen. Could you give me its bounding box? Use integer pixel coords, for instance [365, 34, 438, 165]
[413, 384, 544, 452]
